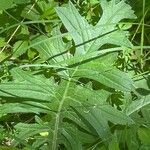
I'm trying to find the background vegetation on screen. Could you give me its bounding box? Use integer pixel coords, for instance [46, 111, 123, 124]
[0, 0, 150, 149]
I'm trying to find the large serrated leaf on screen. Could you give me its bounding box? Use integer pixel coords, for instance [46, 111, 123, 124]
[75, 61, 133, 92]
[49, 1, 136, 149]
[0, 68, 55, 102]
[71, 105, 111, 140]
[100, 105, 134, 124]
[0, 1, 138, 149]
[0, 83, 52, 101]
[31, 26, 70, 62]
[56, 1, 136, 55]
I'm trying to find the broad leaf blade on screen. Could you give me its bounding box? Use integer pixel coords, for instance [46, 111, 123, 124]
[56, 2, 91, 55]
[75, 61, 133, 92]
[126, 94, 150, 115]
[0, 83, 52, 101]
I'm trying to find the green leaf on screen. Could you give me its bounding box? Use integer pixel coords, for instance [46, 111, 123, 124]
[109, 135, 119, 150]
[98, 0, 137, 26]
[10, 68, 54, 90]
[12, 0, 31, 5]
[142, 106, 150, 127]
[0, 146, 19, 150]
[12, 122, 50, 147]
[138, 127, 150, 145]
[75, 61, 133, 92]
[0, 102, 51, 117]
[13, 41, 29, 58]
[0, 68, 55, 102]
[0, 1, 138, 149]
[61, 128, 82, 150]
[0, 83, 52, 101]
[56, 1, 136, 55]
[71, 105, 111, 140]
[0, 37, 6, 47]
[31, 26, 70, 62]
[56, 2, 90, 55]
[100, 105, 134, 124]
[0, 0, 15, 10]
[49, 1, 136, 149]
[126, 94, 150, 115]
[0, 0, 31, 10]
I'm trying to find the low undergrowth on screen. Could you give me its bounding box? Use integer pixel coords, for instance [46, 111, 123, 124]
[0, 0, 150, 150]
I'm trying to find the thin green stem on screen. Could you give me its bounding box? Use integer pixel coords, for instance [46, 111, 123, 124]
[140, 0, 146, 69]
[52, 78, 71, 150]
[52, 67, 78, 150]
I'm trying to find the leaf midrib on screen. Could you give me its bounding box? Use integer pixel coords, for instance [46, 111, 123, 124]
[52, 67, 78, 150]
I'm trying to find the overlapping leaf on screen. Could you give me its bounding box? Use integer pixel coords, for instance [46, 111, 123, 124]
[56, 0, 136, 55]
[31, 26, 70, 62]
[0, 0, 31, 10]
[0, 0, 137, 149]
[0, 68, 55, 102]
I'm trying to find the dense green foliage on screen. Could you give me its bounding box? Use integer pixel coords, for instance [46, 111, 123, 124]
[0, 0, 150, 149]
